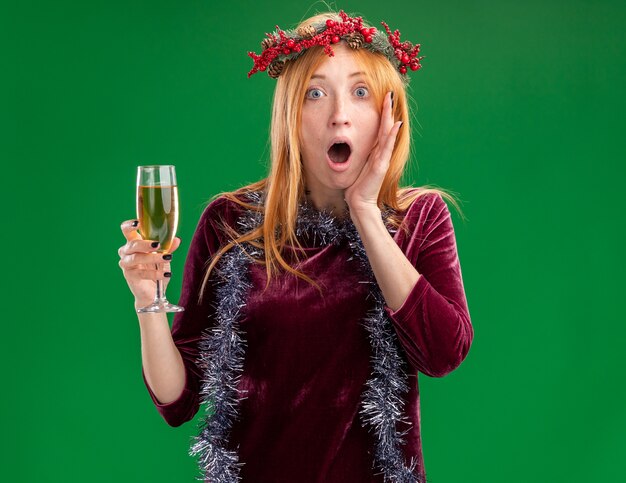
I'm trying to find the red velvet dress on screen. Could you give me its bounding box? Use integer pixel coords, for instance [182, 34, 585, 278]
[143, 191, 473, 482]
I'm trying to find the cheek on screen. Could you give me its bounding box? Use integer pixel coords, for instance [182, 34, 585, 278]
[357, 107, 380, 140]
[301, 111, 323, 137]
[358, 123, 380, 152]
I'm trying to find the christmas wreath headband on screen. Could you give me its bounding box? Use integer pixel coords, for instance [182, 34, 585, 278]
[247, 10, 424, 84]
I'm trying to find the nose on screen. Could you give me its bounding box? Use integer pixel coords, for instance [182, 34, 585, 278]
[329, 94, 351, 127]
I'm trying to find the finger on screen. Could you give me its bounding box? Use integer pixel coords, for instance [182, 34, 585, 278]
[166, 237, 182, 254]
[124, 239, 162, 255]
[119, 251, 173, 269]
[378, 121, 403, 167]
[377, 91, 395, 141]
[121, 265, 172, 281]
[121, 219, 143, 242]
[119, 236, 181, 258]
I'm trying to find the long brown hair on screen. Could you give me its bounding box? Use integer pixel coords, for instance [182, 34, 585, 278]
[198, 11, 462, 303]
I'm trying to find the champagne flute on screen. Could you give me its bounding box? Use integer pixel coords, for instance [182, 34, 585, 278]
[135, 165, 184, 313]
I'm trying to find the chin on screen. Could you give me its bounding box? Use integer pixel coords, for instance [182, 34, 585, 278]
[328, 181, 357, 195]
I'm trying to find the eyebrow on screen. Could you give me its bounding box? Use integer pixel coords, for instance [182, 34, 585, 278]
[310, 71, 366, 80]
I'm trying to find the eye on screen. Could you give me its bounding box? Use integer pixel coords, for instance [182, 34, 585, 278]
[305, 88, 324, 99]
[355, 86, 369, 98]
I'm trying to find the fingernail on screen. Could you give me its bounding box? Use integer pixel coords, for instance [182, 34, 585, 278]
[131, 220, 138, 227]
[151, 241, 159, 248]
[164, 272, 172, 277]
[162, 254, 172, 260]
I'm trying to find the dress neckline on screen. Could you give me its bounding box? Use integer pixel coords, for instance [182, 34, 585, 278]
[240, 190, 396, 250]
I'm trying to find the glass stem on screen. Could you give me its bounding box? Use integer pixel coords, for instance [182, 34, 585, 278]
[155, 279, 165, 303]
[154, 262, 165, 303]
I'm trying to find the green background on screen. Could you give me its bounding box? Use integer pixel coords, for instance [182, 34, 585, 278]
[3, 0, 625, 481]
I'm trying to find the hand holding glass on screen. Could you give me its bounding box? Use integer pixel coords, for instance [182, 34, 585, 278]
[136, 165, 184, 313]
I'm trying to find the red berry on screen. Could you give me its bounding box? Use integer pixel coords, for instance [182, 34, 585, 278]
[410, 62, 419, 71]
[368, 27, 376, 36]
[294, 44, 302, 52]
[260, 65, 266, 71]
[331, 35, 341, 43]
[399, 66, 407, 74]
[326, 19, 335, 27]
[365, 35, 372, 43]
[402, 53, 410, 64]
[287, 39, 295, 48]
[283, 47, 291, 55]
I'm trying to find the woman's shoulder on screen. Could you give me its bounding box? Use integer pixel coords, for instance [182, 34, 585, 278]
[199, 189, 263, 232]
[202, 194, 240, 220]
[395, 186, 448, 220]
[389, 187, 454, 250]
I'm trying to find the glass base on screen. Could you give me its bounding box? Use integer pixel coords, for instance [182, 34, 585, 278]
[137, 299, 185, 313]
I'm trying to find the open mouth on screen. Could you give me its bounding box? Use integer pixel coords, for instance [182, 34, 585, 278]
[327, 142, 351, 164]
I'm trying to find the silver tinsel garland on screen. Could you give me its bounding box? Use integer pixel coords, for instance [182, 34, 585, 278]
[190, 190, 423, 482]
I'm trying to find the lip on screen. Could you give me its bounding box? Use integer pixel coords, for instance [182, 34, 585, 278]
[326, 136, 353, 173]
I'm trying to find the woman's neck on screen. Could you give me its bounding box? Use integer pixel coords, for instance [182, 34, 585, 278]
[304, 188, 349, 219]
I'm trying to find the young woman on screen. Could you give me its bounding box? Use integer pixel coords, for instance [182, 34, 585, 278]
[118, 10, 473, 482]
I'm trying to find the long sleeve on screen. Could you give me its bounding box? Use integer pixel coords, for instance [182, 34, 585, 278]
[142, 197, 230, 426]
[384, 193, 473, 378]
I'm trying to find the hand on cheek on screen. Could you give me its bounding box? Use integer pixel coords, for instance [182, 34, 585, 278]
[345, 91, 403, 212]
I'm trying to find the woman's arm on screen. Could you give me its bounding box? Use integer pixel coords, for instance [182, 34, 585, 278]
[139, 197, 230, 426]
[137, 310, 187, 405]
[350, 205, 421, 312]
[350, 193, 473, 377]
[118, 221, 194, 425]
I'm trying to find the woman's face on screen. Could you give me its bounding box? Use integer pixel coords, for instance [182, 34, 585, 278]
[299, 43, 381, 199]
